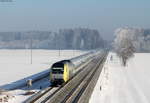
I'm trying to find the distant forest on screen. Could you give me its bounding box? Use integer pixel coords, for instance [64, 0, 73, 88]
[0, 28, 105, 50]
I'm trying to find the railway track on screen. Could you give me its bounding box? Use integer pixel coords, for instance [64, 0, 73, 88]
[25, 52, 95, 103]
[25, 52, 107, 103]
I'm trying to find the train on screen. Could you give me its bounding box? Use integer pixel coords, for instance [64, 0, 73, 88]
[49, 51, 98, 85]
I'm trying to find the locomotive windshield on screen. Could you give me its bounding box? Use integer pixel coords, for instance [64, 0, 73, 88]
[51, 60, 68, 74]
[52, 67, 64, 74]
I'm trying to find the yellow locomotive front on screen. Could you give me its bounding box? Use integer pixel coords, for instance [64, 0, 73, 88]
[50, 60, 73, 85]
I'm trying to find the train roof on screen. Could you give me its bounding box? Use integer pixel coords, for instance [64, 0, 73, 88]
[51, 59, 72, 67]
[59, 60, 72, 63]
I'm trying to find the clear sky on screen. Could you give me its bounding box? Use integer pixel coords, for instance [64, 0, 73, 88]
[0, 0, 150, 40]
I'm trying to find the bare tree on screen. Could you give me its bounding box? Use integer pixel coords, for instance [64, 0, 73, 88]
[116, 38, 135, 66]
[114, 27, 135, 66]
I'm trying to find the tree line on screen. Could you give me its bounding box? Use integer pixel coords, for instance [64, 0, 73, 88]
[0, 28, 104, 50]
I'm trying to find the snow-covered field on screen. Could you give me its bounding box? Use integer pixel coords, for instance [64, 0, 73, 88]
[1, 51, 150, 103]
[0, 50, 86, 87]
[90, 52, 150, 103]
[0, 50, 87, 102]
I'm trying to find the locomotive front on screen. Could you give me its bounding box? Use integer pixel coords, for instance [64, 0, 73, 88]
[50, 62, 65, 85]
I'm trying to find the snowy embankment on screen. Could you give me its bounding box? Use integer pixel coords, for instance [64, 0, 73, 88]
[90, 52, 150, 103]
[0, 50, 86, 90]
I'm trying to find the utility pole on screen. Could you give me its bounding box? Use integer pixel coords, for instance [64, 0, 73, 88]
[30, 38, 32, 64]
[73, 47, 75, 56]
[59, 47, 60, 57]
[58, 36, 61, 57]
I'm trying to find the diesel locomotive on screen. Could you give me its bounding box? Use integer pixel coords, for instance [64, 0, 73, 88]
[50, 52, 95, 85]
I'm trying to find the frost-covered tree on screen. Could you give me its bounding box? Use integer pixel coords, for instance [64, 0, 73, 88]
[115, 38, 135, 66]
[114, 27, 136, 66]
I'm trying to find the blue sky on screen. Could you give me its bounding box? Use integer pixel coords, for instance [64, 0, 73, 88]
[0, 0, 150, 40]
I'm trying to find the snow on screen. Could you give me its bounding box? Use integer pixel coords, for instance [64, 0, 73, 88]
[0, 89, 35, 103]
[0, 50, 86, 87]
[90, 52, 150, 103]
[0, 49, 86, 103]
